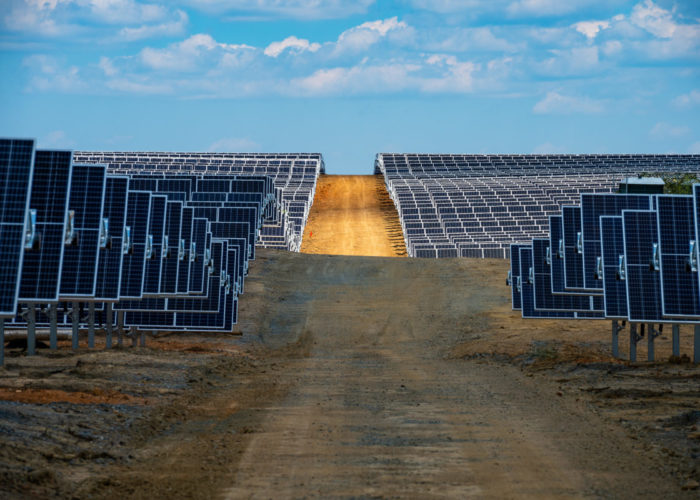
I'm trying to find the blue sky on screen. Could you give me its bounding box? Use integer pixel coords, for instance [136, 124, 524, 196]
[0, 0, 699, 174]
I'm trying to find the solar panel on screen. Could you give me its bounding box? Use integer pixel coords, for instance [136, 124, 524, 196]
[519, 247, 576, 319]
[509, 243, 525, 310]
[0, 139, 34, 317]
[175, 244, 237, 330]
[58, 164, 107, 300]
[188, 218, 208, 294]
[623, 209, 662, 323]
[562, 205, 594, 294]
[176, 207, 193, 294]
[549, 215, 566, 295]
[142, 195, 167, 296]
[532, 239, 603, 315]
[160, 201, 182, 295]
[119, 191, 151, 300]
[656, 195, 700, 321]
[18, 150, 73, 302]
[599, 216, 628, 319]
[94, 176, 129, 301]
[580, 193, 651, 290]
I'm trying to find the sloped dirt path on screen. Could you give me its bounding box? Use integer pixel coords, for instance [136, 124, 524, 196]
[300, 175, 407, 257]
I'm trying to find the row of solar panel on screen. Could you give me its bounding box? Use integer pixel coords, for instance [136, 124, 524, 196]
[74, 151, 324, 252]
[0, 138, 275, 337]
[376, 153, 699, 258]
[507, 190, 700, 326]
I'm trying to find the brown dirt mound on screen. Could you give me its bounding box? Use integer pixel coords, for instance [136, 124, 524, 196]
[301, 175, 407, 257]
[0, 387, 146, 405]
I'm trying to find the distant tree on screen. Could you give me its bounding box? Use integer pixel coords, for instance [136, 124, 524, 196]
[640, 172, 700, 194]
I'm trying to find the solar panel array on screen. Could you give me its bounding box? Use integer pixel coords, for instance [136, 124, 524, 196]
[1, 139, 281, 362]
[507, 189, 700, 362]
[376, 153, 700, 258]
[73, 151, 324, 252]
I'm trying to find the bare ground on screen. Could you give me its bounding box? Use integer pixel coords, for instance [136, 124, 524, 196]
[1, 250, 699, 498]
[300, 175, 407, 257]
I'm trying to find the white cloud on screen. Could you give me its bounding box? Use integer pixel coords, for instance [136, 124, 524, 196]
[649, 122, 690, 138]
[3, 0, 185, 39]
[118, 9, 188, 41]
[333, 17, 410, 55]
[208, 137, 260, 152]
[533, 91, 604, 114]
[291, 63, 416, 95]
[105, 77, 172, 94]
[630, 0, 676, 38]
[23, 54, 87, 92]
[290, 54, 477, 96]
[139, 33, 255, 71]
[601, 40, 622, 56]
[182, 0, 374, 19]
[407, 0, 497, 13]
[507, 0, 597, 17]
[573, 20, 610, 40]
[423, 26, 520, 53]
[673, 90, 700, 108]
[264, 36, 321, 58]
[98, 56, 117, 76]
[536, 46, 600, 76]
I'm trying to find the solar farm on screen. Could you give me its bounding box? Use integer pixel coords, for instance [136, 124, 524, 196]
[2, 137, 700, 497]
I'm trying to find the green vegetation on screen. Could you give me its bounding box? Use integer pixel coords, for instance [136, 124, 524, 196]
[640, 172, 700, 194]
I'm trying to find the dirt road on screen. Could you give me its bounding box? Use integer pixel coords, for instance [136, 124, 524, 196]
[1, 251, 698, 498]
[300, 175, 406, 257]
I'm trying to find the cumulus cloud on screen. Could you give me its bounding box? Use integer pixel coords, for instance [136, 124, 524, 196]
[630, 0, 676, 38]
[139, 33, 255, 71]
[182, 0, 374, 19]
[23, 53, 87, 92]
[533, 91, 604, 114]
[264, 36, 321, 58]
[649, 122, 690, 138]
[573, 20, 610, 40]
[290, 54, 477, 96]
[3, 0, 186, 40]
[333, 17, 410, 55]
[673, 90, 700, 108]
[118, 9, 188, 41]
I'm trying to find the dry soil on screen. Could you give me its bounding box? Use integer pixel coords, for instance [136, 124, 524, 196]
[300, 175, 406, 257]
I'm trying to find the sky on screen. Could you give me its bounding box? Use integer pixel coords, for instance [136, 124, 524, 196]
[0, 1, 699, 174]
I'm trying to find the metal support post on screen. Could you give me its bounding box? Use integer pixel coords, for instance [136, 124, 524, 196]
[140, 329, 146, 348]
[612, 320, 620, 358]
[647, 323, 659, 362]
[26, 304, 36, 356]
[629, 323, 641, 362]
[0, 318, 4, 367]
[695, 325, 700, 365]
[87, 302, 95, 349]
[71, 302, 80, 350]
[105, 303, 113, 349]
[117, 311, 124, 347]
[49, 303, 58, 350]
[131, 327, 137, 348]
[672, 324, 680, 358]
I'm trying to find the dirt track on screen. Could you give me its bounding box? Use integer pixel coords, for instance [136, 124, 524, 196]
[1, 250, 699, 498]
[300, 175, 406, 257]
